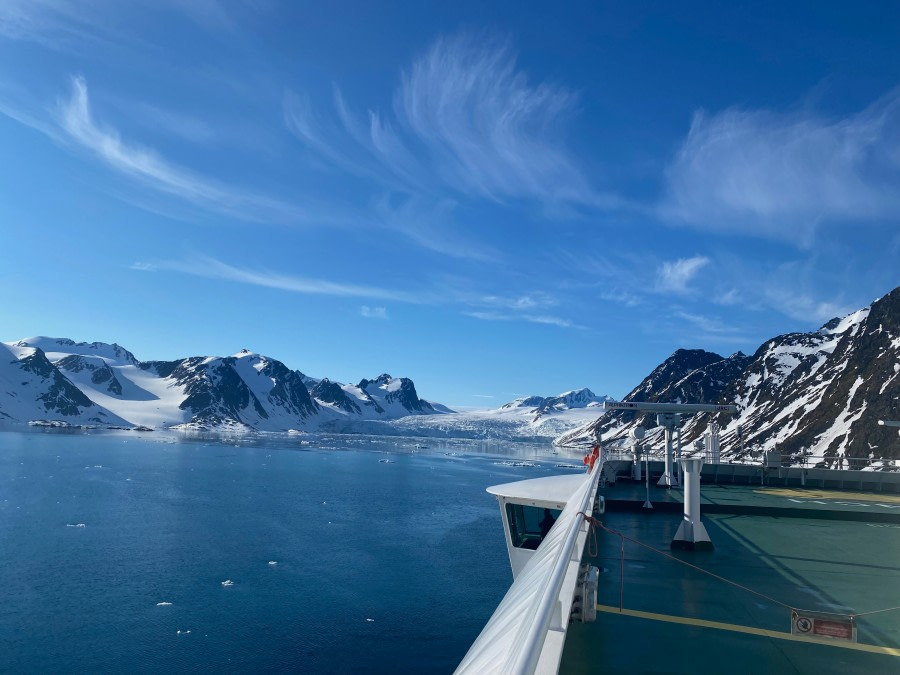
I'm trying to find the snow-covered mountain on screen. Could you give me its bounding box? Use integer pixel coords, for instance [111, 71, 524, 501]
[0, 342, 129, 426]
[501, 388, 611, 416]
[558, 287, 900, 469]
[1, 338, 445, 431]
[364, 388, 614, 441]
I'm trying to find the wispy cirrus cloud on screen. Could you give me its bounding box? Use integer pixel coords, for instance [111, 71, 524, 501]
[0, 1, 240, 50]
[674, 310, 740, 336]
[464, 310, 577, 329]
[55, 76, 306, 224]
[360, 306, 389, 320]
[661, 88, 900, 243]
[397, 32, 594, 205]
[280, 31, 619, 261]
[135, 254, 582, 328]
[134, 255, 428, 304]
[761, 287, 853, 324]
[285, 31, 601, 208]
[144, 255, 579, 326]
[655, 256, 710, 294]
[479, 293, 558, 311]
[0, 0, 112, 51]
[371, 193, 498, 261]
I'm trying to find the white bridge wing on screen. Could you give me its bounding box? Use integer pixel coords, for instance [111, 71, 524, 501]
[455, 464, 602, 675]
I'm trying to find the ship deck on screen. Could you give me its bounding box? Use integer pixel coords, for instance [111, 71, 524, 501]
[560, 481, 900, 674]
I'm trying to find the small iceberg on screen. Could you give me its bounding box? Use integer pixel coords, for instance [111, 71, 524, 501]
[221, 579, 234, 587]
[378, 459, 394, 464]
[366, 618, 375, 622]
[177, 630, 191, 635]
[66, 523, 86, 528]
[268, 561, 278, 566]
[156, 602, 172, 606]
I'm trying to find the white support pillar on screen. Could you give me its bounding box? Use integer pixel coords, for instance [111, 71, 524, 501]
[675, 426, 683, 486]
[671, 458, 713, 550]
[709, 423, 721, 464]
[657, 413, 680, 488]
[631, 426, 645, 481]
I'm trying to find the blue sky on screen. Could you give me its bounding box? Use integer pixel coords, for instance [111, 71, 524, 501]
[1, 1, 898, 407]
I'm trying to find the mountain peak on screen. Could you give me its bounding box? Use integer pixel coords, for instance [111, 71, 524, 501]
[12, 337, 139, 366]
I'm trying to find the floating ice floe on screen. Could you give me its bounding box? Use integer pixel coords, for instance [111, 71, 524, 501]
[366, 618, 375, 622]
[66, 523, 86, 528]
[221, 580, 234, 587]
[157, 602, 172, 606]
[378, 459, 394, 464]
[268, 561, 277, 566]
[177, 630, 191, 635]
[493, 461, 536, 468]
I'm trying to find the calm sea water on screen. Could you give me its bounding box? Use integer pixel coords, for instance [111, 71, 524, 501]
[0, 428, 580, 673]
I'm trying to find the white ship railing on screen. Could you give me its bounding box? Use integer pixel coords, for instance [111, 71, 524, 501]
[456, 462, 603, 675]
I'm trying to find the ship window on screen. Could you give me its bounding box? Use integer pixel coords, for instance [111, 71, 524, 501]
[505, 503, 561, 550]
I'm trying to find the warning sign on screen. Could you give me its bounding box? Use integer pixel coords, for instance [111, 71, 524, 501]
[791, 610, 856, 642]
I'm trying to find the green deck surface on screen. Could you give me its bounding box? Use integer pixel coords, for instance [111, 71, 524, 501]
[560, 484, 900, 674]
[603, 480, 900, 521]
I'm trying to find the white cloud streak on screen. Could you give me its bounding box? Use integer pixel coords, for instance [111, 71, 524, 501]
[360, 306, 389, 320]
[140, 255, 428, 304]
[285, 31, 600, 209]
[56, 76, 306, 223]
[0, 0, 111, 50]
[397, 33, 594, 205]
[662, 88, 900, 242]
[479, 293, 557, 311]
[761, 287, 853, 324]
[371, 194, 498, 261]
[464, 310, 576, 329]
[674, 311, 740, 335]
[0, 1, 240, 50]
[655, 256, 709, 294]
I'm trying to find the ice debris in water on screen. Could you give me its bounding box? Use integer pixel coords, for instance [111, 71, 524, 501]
[157, 602, 172, 606]
[177, 630, 191, 635]
[268, 561, 277, 566]
[221, 580, 234, 587]
[66, 523, 87, 528]
[366, 618, 375, 622]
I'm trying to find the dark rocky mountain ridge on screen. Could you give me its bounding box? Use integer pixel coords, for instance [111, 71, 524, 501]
[1, 339, 443, 431]
[558, 287, 900, 469]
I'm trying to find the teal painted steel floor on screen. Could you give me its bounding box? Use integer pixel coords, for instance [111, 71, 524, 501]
[560, 484, 900, 674]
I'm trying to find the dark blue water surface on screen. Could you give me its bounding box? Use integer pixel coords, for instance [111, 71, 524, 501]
[0, 429, 579, 673]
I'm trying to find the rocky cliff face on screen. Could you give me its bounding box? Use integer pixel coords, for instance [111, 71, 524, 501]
[558, 287, 900, 469]
[2, 339, 444, 431]
[0, 343, 128, 425]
